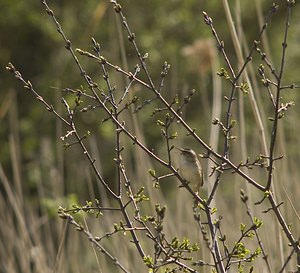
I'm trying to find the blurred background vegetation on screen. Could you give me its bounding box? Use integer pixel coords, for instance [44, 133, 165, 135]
[1, 0, 300, 272]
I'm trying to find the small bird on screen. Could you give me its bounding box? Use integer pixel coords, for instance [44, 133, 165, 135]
[176, 147, 204, 193]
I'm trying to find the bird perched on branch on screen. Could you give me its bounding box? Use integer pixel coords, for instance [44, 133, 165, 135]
[176, 147, 204, 193]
